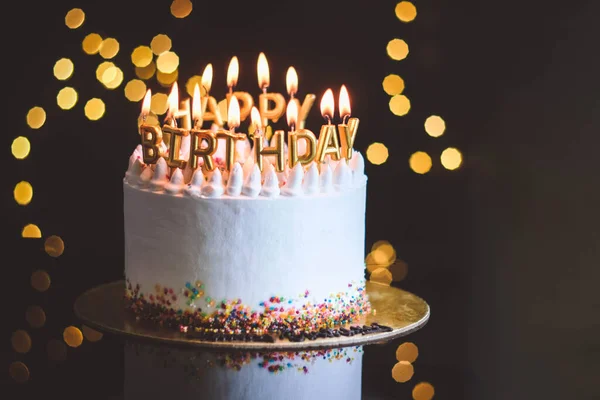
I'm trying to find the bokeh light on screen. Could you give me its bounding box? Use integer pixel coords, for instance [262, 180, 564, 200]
[136, 62, 156, 80]
[424, 115, 446, 137]
[14, 181, 33, 205]
[412, 382, 435, 400]
[131, 45, 153, 67]
[47, 339, 67, 362]
[156, 51, 179, 74]
[151, 93, 169, 115]
[45, 235, 65, 257]
[53, 58, 74, 80]
[31, 270, 51, 292]
[57, 87, 78, 110]
[186, 75, 204, 96]
[26, 305, 46, 328]
[96, 61, 116, 83]
[370, 267, 393, 286]
[371, 240, 397, 267]
[395, 1, 417, 22]
[82, 325, 103, 342]
[387, 39, 409, 61]
[99, 38, 120, 59]
[382, 74, 405, 95]
[11, 329, 32, 353]
[84, 98, 106, 120]
[22, 224, 42, 238]
[104, 67, 124, 89]
[441, 147, 463, 170]
[409, 151, 432, 174]
[396, 342, 419, 363]
[82, 33, 103, 55]
[151, 34, 172, 55]
[171, 0, 193, 18]
[392, 360, 414, 383]
[389, 94, 411, 116]
[389, 260, 409, 282]
[124, 79, 147, 102]
[26, 106, 46, 129]
[63, 326, 84, 348]
[157, 69, 179, 87]
[366, 142, 389, 165]
[9, 361, 29, 383]
[12, 136, 30, 159]
[65, 8, 85, 29]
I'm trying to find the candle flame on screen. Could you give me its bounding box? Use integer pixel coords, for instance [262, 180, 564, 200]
[201, 63, 213, 94]
[228, 94, 240, 129]
[192, 83, 202, 124]
[320, 88, 334, 121]
[166, 81, 179, 121]
[286, 99, 298, 129]
[339, 85, 351, 119]
[227, 56, 239, 88]
[251, 106, 262, 129]
[257, 52, 269, 89]
[141, 89, 151, 116]
[286, 66, 298, 96]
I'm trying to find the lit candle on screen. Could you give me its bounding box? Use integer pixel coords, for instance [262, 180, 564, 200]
[226, 55, 253, 121]
[286, 66, 316, 130]
[189, 83, 217, 171]
[337, 84, 360, 160]
[253, 99, 284, 172]
[162, 82, 190, 169]
[287, 99, 317, 168]
[315, 88, 341, 163]
[257, 52, 286, 127]
[215, 94, 245, 171]
[227, 56, 239, 95]
[139, 89, 163, 164]
[200, 63, 224, 127]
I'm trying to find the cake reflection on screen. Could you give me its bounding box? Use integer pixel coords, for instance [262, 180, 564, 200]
[124, 341, 363, 399]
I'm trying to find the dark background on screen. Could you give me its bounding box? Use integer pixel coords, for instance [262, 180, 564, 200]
[3, 0, 599, 398]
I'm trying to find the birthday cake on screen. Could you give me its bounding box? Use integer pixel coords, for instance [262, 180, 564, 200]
[123, 54, 375, 342]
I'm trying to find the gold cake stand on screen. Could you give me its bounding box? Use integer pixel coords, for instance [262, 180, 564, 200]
[74, 280, 430, 351]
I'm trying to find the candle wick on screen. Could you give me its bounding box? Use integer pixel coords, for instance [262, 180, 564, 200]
[343, 115, 349, 124]
[326, 116, 331, 125]
[262, 86, 268, 95]
[229, 87, 233, 96]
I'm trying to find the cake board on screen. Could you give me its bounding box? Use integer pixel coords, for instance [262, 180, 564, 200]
[74, 280, 430, 351]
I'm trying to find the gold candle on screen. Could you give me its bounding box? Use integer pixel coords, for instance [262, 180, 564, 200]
[189, 83, 217, 171]
[257, 52, 285, 127]
[337, 85, 359, 159]
[286, 66, 315, 129]
[286, 100, 316, 168]
[225, 55, 254, 121]
[215, 94, 245, 171]
[315, 88, 341, 163]
[139, 89, 164, 164]
[255, 130, 285, 172]
[162, 82, 190, 169]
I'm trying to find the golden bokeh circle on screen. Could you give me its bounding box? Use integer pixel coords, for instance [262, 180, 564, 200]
[366, 142, 389, 165]
[26, 305, 46, 328]
[171, 0, 193, 18]
[424, 115, 446, 137]
[99, 38, 120, 59]
[395, 1, 417, 23]
[53, 58, 74, 81]
[441, 147, 463, 170]
[63, 326, 84, 348]
[382, 74, 405, 95]
[22, 223, 42, 238]
[96, 62, 116, 83]
[131, 45, 153, 67]
[409, 151, 432, 174]
[84, 98, 106, 120]
[371, 240, 396, 267]
[136, 62, 157, 80]
[14, 181, 33, 205]
[65, 8, 85, 29]
[151, 93, 169, 115]
[151, 34, 172, 55]
[392, 360, 414, 383]
[186, 75, 206, 96]
[9, 361, 29, 383]
[26, 106, 46, 129]
[57, 87, 78, 110]
[370, 267, 393, 286]
[389, 94, 411, 116]
[31, 270, 51, 292]
[12, 136, 30, 159]
[104, 67, 124, 89]
[47, 339, 67, 362]
[156, 51, 179, 74]
[412, 382, 435, 400]
[125, 79, 147, 102]
[11, 330, 32, 353]
[82, 325, 104, 342]
[157, 69, 179, 87]
[396, 342, 419, 363]
[387, 38, 409, 61]
[82, 33, 103, 55]
[389, 260, 409, 282]
[45, 235, 65, 257]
